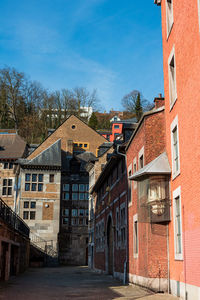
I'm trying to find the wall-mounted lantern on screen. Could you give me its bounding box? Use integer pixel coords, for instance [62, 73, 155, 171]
[129, 152, 171, 223]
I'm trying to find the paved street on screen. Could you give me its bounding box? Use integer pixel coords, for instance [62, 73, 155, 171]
[0, 266, 179, 300]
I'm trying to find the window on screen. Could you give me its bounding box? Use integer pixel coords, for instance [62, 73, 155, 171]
[73, 142, 89, 151]
[72, 209, 78, 217]
[128, 164, 132, 204]
[120, 203, 126, 248]
[63, 192, 69, 200]
[171, 116, 180, 179]
[133, 157, 137, 189]
[116, 207, 120, 248]
[2, 179, 12, 196]
[23, 201, 36, 220]
[25, 173, 43, 192]
[63, 209, 69, 216]
[79, 209, 85, 216]
[72, 184, 78, 191]
[63, 217, 69, 225]
[63, 184, 69, 191]
[71, 218, 78, 225]
[96, 220, 104, 251]
[114, 125, 119, 129]
[168, 47, 177, 108]
[166, 0, 173, 37]
[138, 146, 144, 170]
[173, 187, 183, 260]
[3, 162, 13, 169]
[49, 174, 54, 183]
[139, 155, 143, 168]
[133, 214, 138, 258]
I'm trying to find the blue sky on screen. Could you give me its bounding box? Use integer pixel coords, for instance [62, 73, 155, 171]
[0, 0, 164, 111]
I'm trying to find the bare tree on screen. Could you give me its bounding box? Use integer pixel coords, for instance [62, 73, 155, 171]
[121, 90, 152, 114]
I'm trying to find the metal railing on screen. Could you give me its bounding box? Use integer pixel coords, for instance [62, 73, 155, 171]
[30, 231, 58, 258]
[0, 197, 30, 238]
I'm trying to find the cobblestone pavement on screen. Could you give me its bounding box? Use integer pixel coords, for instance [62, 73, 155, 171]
[0, 266, 179, 300]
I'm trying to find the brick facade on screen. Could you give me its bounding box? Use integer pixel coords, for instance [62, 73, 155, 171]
[156, 0, 200, 298]
[126, 106, 169, 291]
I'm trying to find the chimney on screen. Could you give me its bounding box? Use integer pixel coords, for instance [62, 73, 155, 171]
[154, 93, 165, 109]
[67, 139, 73, 156]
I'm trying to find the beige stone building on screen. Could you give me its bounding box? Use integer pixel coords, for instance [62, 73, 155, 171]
[17, 115, 108, 264]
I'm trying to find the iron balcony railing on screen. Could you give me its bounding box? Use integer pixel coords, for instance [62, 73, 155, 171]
[0, 198, 30, 238]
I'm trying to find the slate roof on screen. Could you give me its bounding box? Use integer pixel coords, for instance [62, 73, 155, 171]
[76, 152, 98, 162]
[18, 139, 61, 167]
[0, 133, 27, 159]
[129, 152, 171, 181]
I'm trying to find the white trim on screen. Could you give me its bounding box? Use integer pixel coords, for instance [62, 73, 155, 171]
[133, 157, 137, 189]
[166, 0, 174, 38]
[138, 146, 144, 169]
[198, 0, 200, 33]
[133, 214, 139, 258]
[173, 186, 183, 260]
[168, 46, 177, 110]
[128, 163, 132, 205]
[170, 115, 180, 179]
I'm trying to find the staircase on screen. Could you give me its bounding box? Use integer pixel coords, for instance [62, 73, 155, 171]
[30, 231, 59, 267]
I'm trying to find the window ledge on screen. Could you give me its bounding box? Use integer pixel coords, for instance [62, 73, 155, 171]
[174, 254, 183, 261]
[167, 22, 174, 41]
[170, 96, 177, 111]
[172, 170, 180, 181]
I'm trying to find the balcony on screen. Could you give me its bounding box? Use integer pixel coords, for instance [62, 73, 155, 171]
[0, 198, 30, 238]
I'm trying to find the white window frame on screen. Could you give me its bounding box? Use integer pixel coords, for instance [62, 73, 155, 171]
[166, 0, 174, 37]
[128, 163, 132, 205]
[120, 202, 126, 248]
[171, 115, 180, 179]
[133, 214, 139, 258]
[173, 186, 183, 260]
[168, 46, 177, 109]
[115, 207, 120, 248]
[133, 157, 137, 189]
[138, 146, 144, 169]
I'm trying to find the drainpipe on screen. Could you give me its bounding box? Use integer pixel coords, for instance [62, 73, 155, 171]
[167, 223, 170, 294]
[116, 145, 128, 285]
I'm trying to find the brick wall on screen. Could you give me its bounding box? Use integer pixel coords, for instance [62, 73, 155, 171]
[126, 108, 167, 286]
[160, 0, 200, 290]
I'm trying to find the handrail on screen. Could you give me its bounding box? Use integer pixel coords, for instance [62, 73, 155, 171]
[0, 197, 30, 238]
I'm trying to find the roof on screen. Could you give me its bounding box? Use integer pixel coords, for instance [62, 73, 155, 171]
[76, 152, 98, 162]
[0, 133, 27, 159]
[112, 117, 137, 124]
[129, 152, 171, 181]
[18, 139, 61, 167]
[154, 0, 161, 6]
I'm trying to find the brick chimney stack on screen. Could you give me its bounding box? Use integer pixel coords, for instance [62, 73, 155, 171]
[154, 93, 165, 109]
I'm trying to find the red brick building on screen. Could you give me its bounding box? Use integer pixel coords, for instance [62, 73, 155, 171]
[92, 148, 128, 280]
[126, 98, 171, 291]
[155, 0, 200, 298]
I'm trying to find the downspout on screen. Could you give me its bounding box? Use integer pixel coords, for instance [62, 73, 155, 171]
[167, 223, 170, 294]
[116, 145, 128, 285]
